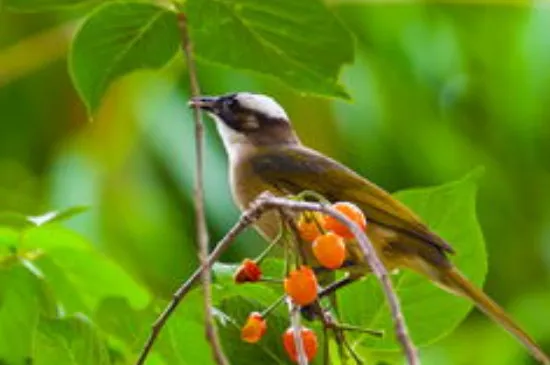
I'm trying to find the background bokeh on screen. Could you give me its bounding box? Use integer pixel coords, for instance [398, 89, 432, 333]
[1, 2, 550, 364]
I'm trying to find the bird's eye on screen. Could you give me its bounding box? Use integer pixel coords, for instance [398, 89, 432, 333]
[224, 97, 239, 111]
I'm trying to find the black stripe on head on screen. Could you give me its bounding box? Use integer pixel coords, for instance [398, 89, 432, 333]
[216, 93, 289, 133]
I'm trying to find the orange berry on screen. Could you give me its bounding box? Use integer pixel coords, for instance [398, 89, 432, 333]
[323, 202, 367, 239]
[282, 327, 318, 363]
[297, 212, 325, 242]
[312, 232, 346, 269]
[234, 259, 262, 283]
[241, 312, 267, 343]
[284, 266, 318, 306]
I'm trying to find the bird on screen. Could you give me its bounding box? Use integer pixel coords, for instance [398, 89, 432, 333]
[189, 91, 550, 364]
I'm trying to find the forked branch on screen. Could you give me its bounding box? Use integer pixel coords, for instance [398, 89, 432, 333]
[135, 192, 419, 365]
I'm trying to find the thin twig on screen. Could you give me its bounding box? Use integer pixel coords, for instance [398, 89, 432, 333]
[135, 204, 266, 365]
[136, 192, 418, 364]
[257, 196, 419, 365]
[288, 300, 309, 365]
[179, 13, 227, 365]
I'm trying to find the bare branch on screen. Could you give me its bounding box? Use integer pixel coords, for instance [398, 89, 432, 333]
[288, 300, 309, 365]
[179, 13, 227, 365]
[135, 205, 266, 365]
[257, 196, 420, 365]
[136, 192, 418, 364]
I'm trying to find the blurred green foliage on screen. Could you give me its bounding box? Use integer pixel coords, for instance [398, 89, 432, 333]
[1, 0, 550, 364]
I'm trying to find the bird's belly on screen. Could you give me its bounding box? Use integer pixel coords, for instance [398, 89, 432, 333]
[231, 168, 285, 240]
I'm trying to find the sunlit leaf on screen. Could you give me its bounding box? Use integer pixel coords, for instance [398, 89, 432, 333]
[187, 0, 353, 98]
[0, 212, 32, 230]
[0, 207, 88, 232]
[22, 225, 150, 313]
[0, 226, 19, 255]
[338, 170, 487, 350]
[27, 206, 89, 226]
[34, 316, 111, 365]
[151, 290, 213, 364]
[217, 296, 297, 365]
[69, 2, 180, 113]
[211, 260, 325, 364]
[0, 262, 54, 365]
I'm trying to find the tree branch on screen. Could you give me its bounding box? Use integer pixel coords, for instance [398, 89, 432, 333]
[178, 13, 228, 365]
[260, 196, 419, 365]
[288, 300, 309, 365]
[136, 192, 418, 364]
[135, 202, 267, 365]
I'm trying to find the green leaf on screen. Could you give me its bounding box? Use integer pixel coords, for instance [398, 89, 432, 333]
[27, 206, 89, 226]
[23, 225, 150, 313]
[217, 296, 296, 365]
[0, 206, 88, 233]
[133, 260, 316, 364]
[4, 0, 98, 12]
[211, 260, 326, 364]
[338, 170, 487, 350]
[0, 226, 18, 255]
[95, 297, 152, 348]
[69, 2, 180, 113]
[152, 290, 214, 365]
[94, 297, 170, 365]
[187, 0, 354, 98]
[34, 316, 111, 365]
[0, 212, 32, 230]
[0, 262, 54, 365]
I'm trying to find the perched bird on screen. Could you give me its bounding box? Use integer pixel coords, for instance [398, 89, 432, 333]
[189, 92, 549, 364]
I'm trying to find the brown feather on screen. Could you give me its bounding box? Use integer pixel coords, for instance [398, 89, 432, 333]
[246, 145, 454, 257]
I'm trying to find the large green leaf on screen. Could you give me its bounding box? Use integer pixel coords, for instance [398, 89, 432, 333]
[212, 260, 325, 364]
[95, 296, 153, 349]
[151, 290, 214, 365]
[187, 0, 353, 98]
[34, 316, 111, 365]
[217, 296, 298, 365]
[0, 207, 88, 233]
[338, 170, 487, 351]
[69, 2, 180, 113]
[0, 226, 18, 255]
[0, 262, 54, 365]
[22, 225, 150, 313]
[134, 260, 319, 364]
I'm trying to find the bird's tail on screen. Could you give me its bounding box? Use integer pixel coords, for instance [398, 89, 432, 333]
[438, 267, 550, 365]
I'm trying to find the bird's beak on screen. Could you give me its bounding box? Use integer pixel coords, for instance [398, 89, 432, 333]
[188, 96, 219, 112]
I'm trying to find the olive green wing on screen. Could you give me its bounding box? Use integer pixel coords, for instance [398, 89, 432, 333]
[250, 146, 454, 254]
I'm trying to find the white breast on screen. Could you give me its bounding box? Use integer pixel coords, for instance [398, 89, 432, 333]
[213, 114, 247, 162]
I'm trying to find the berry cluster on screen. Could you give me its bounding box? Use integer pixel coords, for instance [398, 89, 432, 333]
[299, 201, 367, 270]
[233, 201, 367, 363]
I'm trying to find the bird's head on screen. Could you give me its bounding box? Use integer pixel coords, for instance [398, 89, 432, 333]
[189, 92, 299, 151]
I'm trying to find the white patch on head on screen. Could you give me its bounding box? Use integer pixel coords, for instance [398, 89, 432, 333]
[235, 93, 288, 120]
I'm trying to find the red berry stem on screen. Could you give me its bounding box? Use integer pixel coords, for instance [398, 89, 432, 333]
[255, 224, 285, 265]
[260, 295, 287, 318]
[336, 324, 384, 338]
[294, 190, 331, 205]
